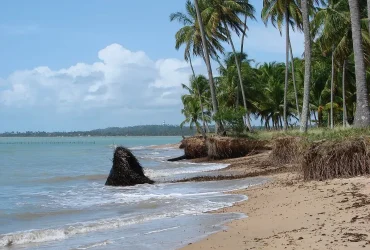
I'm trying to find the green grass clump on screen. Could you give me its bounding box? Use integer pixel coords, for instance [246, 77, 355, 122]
[250, 127, 370, 142]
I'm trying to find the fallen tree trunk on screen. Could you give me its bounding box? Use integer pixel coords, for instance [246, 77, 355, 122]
[167, 155, 187, 162]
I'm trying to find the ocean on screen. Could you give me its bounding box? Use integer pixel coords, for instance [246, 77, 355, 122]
[0, 136, 265, 250]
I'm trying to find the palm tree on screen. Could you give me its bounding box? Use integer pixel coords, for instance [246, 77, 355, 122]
[300, 0, 312, 132]
[312, 0, 354, 129]
[253, 62, 296, 129]
[180, 95, 204, 133]
[202, 0, 256, 132]
[193, 0, 223, 133]
[348, 0, 370, 127]
[217, 52, 255, 108]
[262, 0, 302, 131]
[170, 0, 226, 71]
[182, 75, 211, 135]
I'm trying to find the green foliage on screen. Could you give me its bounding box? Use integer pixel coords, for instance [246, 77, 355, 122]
[172, 0, 370, 134]
[214, 106, 246, 135]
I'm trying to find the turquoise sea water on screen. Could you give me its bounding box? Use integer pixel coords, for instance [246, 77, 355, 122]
[0, 136, 264, 249]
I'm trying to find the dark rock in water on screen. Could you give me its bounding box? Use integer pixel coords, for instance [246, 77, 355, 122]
[105, 146, 154, 186]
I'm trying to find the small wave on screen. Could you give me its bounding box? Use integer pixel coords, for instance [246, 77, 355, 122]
[72, 240, 112, 250]
[0, 214, 171, 247]
[143, 226, 179, 235]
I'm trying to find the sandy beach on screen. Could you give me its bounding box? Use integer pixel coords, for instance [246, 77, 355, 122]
[182, 152, 370, 250]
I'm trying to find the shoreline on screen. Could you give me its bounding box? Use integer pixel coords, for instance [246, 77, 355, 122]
[158, 141, 370, 249]
[180, 165, 370, 249]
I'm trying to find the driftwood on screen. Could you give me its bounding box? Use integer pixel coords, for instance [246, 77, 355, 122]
[105, 146, 154, 186]
[167, 155, 187, 162]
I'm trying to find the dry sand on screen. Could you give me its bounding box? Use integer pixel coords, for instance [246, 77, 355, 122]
[182, 152, 370, 250]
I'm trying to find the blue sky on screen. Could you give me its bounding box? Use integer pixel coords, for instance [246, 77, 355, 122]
[0, 0, 304, 132]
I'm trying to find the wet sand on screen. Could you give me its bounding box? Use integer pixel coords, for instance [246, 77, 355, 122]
[182, 152, 370, 250]
[148, 143, 181, 149]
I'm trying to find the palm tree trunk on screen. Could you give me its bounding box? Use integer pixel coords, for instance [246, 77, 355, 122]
[240, 15, 247, 66]
[238, 15, 247, 109]
[279, 116, 283, 129]
[342, 60, 348, 128]
[300, 0, 312, 133]
[224, 21, 253, 132]
[189, 55, 196, 76]
[189, 56, 207, 137]
[349, 0, 370, 128]
[289, 39, 300, 119]
[368, 0, 370, 34]
[193, 0, 223, 134]
[283, 8, 289, 131]
[330, 47, 335, 129]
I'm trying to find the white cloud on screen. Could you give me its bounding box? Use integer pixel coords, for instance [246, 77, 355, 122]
[0, 43, 195, 115]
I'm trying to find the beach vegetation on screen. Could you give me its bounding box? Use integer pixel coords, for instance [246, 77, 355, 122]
[170, 0, 370, 135]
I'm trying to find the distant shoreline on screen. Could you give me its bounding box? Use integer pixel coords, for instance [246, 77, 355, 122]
[0, 125, 196, 137]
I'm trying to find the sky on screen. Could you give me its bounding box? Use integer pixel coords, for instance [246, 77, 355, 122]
[0, 0, 304, 132]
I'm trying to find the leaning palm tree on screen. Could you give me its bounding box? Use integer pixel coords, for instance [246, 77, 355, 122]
[300, 0, 312, 132]
[193, 0, 224, 134]
[262, 0, 302, 131]
[202, 0, 256, 132]
[348, 0, 370, 127]
[171, 0, 227, 135]
[170, 0, 226, 72]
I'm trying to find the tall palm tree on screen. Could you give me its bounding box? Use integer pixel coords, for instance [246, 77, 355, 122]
[300, 0, 312, 132]
[170, 0, 226, 70]
[171, 0, 229, 135]
[194, 0, 223, 133]
[311, 0, 353, 129]
[262, 0, 302, 131]
[348, 0, 370, 127]
[202, 0, 256, 132]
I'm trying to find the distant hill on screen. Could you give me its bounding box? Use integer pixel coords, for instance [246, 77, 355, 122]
[0, 125, 196, 137]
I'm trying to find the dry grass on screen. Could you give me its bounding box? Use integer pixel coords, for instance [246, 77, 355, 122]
[270, 136, 303, 165]
[302, 138, 370, 181]
[206, 137, 270, 160]
[181, 136, 207, 159]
